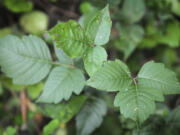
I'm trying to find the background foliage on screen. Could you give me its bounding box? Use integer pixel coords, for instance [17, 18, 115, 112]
[0, 0, 180, 135]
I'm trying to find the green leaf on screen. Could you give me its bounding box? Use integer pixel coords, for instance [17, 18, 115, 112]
[43, 119, 60, 135]
[138, 61, 180, 94]
[76, 98, 107, 135]
[86, 5, 112, 46]
[88, 60, 180, 123]
[87, 59, 132, 91]
[27, 83, 44, 100]
[41, 96, 87, 122]
[49, 20, 90, 58]
[115, 24, 144, 60]
[54, 45, 73, 65]
[0, 35, 52, 85]
[83, 46, 107, 76]
[5, 0, 33, 13]
[3, 126, 16, 135]
[158, 21, 180, 47]
[38, 67, 85, 103]
[121, 0, 145, 23]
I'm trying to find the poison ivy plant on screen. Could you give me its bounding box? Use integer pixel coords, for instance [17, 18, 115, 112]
[87, 60, 180, 123]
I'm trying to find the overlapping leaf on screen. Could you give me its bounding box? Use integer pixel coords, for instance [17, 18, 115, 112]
[76, 98, 107, 135]
[0, 35, 52, 85]
[86, 5, 112, 45]
[87, 59, 132, 91]
[87, 60, 180, 123]
[37, 67, 85, 103]
[49, 20, 90, 58]
[83, 46, 107, 76]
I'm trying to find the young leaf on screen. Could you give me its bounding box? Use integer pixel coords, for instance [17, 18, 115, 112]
[38, 67, 85, 103]
[83, 46, 107, 76]
[88, 60, 180, 123]
[41, 96, 87, 123]
[0, 35, 52, 85]
[43, 119, 60, 135]
[49, 20, 90, 58]
[86, 5, 112, 46]
[87, 59, 132, 91]
[76, 98, 107, 135]
[121, 0, 145, 23]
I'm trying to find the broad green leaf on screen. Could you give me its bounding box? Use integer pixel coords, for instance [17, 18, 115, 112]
[43, 119, 60, 135]
[27, 83, 44, 100]
[41, 96, 87, 122]
[86, 5, 112, 46]
[49, 20, 90, 58]
[87, 59, 132, 91]
[76, 98, 107, 135]
[138, 61, 180, 94]
[38, 67, 85, 103]
[115, 24, 144, 60]
[3, 126, 16, 135]
[54, 45, 73, 65]
[0, 35, 52, 85]
[158, 21, 180, 47]
[121, 0, 145, 23]
[5, 0, 33, 13]
[83, 46, 107, 76]
[114, 84, 163, 123]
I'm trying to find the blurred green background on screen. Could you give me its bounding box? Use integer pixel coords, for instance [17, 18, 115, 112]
[0, 0, 180, 135]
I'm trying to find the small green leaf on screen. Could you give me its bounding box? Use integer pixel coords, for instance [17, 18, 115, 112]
[87, 59, 132, 91]
[5, 0, 33, 13]
[3, 126, 16, 135]
[41, 96, 87, 122]
[121, 0, 145, 23]
[76, 98, 107, 135]
[38, 67, 85, 103]
[27, 83, 44, 100]
[83, 46, 107, 76]
[43, 119, 60, 135]
[86, 5, 112, 46]
[49, 20, 90, 58]
[158, 21, 180, 47]
[0, 35, 52, 85]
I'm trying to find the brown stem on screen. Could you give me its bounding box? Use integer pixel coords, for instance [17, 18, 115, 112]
[21, 89, 27, 124]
